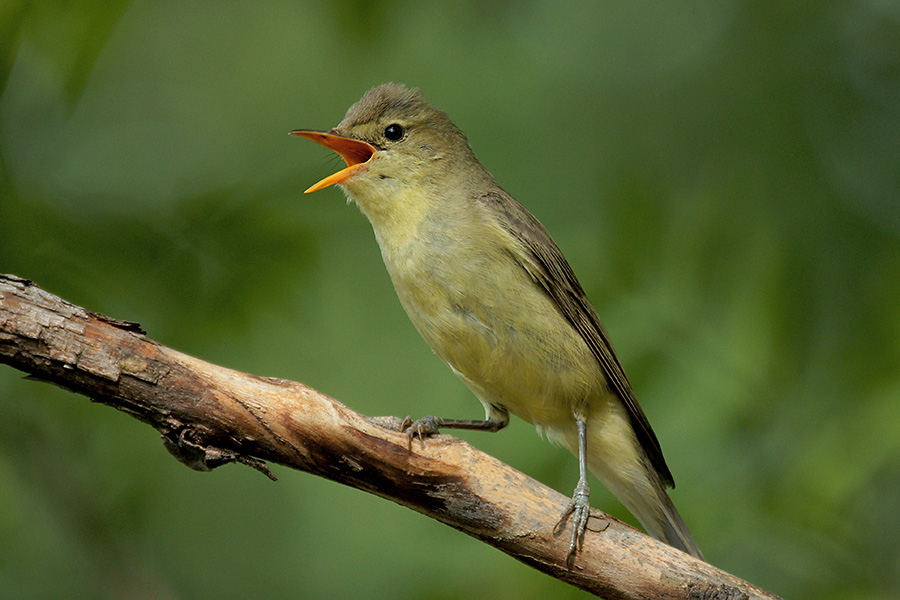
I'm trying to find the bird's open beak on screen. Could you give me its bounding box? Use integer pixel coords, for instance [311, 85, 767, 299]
[290, 130, 377, 193]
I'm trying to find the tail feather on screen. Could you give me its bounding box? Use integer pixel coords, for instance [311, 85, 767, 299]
[588, 453, 704, 559]
[578, 403, 704, 560]
[646, 479, 704, 560]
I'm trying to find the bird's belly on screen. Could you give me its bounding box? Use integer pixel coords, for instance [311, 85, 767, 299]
[397, 275, 606, 430]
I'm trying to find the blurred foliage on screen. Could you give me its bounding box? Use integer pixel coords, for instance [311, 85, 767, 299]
[1, 1, 899, 599]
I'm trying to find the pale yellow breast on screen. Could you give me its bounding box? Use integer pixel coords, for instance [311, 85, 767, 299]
[374, 196, 606, 430]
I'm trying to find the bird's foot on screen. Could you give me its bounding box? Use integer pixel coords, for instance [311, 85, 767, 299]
[554, 479, 591, 565]
[400, 415, 442, 450]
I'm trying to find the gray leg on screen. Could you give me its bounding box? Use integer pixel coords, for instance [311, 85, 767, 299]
[554, 417, 590, 563]
[401, 407, 509, 449]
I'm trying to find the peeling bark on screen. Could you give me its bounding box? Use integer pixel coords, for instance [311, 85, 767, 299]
[0, 274, 781, 600]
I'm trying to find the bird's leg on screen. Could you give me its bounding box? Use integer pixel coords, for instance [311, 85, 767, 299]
[401, 407, 509, 450]
[554, 417, 590, 564]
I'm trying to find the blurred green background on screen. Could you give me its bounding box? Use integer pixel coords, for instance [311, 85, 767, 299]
[1, 1, 898, 598]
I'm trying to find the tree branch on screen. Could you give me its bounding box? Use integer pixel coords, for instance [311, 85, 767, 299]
[0, 274, 780, 599]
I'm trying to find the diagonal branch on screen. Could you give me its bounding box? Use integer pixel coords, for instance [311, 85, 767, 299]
[0, 273, 780, 600]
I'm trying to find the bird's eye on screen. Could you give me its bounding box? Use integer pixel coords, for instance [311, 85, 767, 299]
[384, 124, 404, 141]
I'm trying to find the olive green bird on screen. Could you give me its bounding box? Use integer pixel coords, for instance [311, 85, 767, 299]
[291, 83, 703, 561]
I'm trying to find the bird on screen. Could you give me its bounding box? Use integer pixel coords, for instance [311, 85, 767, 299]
[290, 82, 703, 561]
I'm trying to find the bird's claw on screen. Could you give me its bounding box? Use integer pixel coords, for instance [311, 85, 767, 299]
[400, 415, 442, 450]
[554, 480, 591, 565]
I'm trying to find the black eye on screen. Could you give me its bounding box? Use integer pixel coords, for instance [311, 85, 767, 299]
[384, 123, 404, 141]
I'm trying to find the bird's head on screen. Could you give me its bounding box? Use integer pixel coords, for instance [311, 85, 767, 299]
[291, 83, 483, 203]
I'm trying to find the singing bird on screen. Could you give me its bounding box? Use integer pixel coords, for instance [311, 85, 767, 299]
[291, 83, 702, 560]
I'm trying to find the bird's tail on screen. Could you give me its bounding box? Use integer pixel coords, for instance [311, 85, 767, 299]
[581, 408, 704, 560]
[607, 466, 705, 560]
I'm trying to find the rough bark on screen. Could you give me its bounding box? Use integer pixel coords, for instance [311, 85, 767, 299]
[0, 274, 781, 599]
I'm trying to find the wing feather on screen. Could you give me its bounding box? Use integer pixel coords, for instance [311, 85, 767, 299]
[478, 191, 675, 487]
